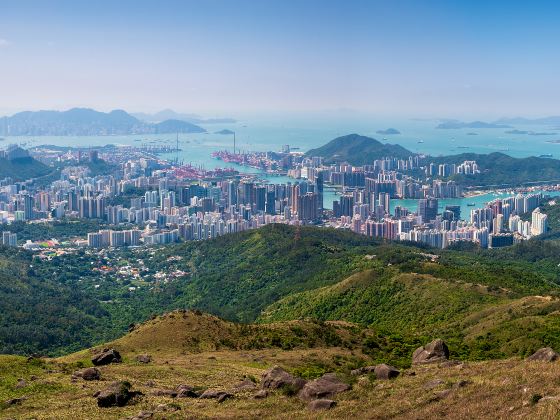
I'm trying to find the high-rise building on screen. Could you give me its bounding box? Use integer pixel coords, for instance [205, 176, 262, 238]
[418, 198, 438, 223]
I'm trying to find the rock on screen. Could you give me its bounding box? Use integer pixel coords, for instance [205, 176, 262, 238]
[176, 384, 195, 392]
[527, 347, 560, 362]
[199, 390, 232, 401]
[74, 367, 101, 381]
[233, 378, 257, 391]
[217, 393, 233, 403]
[412, 339, 449, 364]
[155, 403, 181, 412]
[374, 364, 400, 380]
[177, 389, 199, 398]
[253, 389, 268, 399]
[261, 366, 307, 392]
[351, 365, 377, 376]
[95, 381, 140, 407]
[453, 379, 471, 389]
[308, 399, 337, 410]
[130, 411, 153, 420]
[5, 397, 26, 406]
[298, 373, 350, 401]
[136, 354, 152, 364]
[15, 379, 27, 388]
[152, 389, 178, 398]
[424, 379, 445, 389]
[91, 348, 122, 366]
[434, 389, 452, 400]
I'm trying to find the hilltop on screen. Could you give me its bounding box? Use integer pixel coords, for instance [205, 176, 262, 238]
[305, 134, 413, 165]
[0, 155, 51, 181]
[2, 108, 206, 136]
[3, 311, 560, 419]
[432, 152, 560, 186]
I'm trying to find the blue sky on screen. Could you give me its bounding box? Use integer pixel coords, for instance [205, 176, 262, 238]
[0, 0, 559, 118]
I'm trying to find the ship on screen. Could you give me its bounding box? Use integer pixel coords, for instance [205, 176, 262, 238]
[467, 203, 476, 206]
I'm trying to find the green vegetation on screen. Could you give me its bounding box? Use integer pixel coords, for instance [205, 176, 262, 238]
[305, 133, 412, 165]
[0, 219, 108, 243]
[0, 157, 52, 181]
[0, 246, 111, 355]
[3, 223, 560, 367]
[432, 152, 560, 187]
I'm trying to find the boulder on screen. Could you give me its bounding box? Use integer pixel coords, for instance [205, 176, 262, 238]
[15, 379, 27, 388]
[351, 365, 377, 376]
[308, 399, 337, 410]
[298, 373, 350, 401]
[233, 378, 257, 391]
[74, 367, 101, 381]
[129, 411, 153, 420]
[151, 389, 178, 398]
[176, 384, 198, 397]
[261, 366, 306, 392]
[92, 348, 122, 366]
[95, 381, 140, 407]
[412, 339, 449, 364]
[199, 390, 232, 401]
[374, 364, 400, 380]
[527, 347, 560, 362]
[253, 389, 268, 399]
[136, 354, 152, 364]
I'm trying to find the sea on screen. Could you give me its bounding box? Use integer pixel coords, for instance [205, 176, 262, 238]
[4, 114, 560, 215]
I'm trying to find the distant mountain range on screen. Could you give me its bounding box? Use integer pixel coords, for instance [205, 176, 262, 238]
[305, 133, 413, 165]
[436, 116, 560, 130]
[436, 120, 512, 129]
[132, 109, 236, 124]
[1, 108, 207, 136]
[495, 116, 560, 125]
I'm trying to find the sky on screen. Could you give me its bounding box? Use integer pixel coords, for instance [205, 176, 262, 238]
[0, 0, 559, 118]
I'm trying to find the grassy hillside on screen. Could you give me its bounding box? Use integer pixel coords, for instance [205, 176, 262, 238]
[7, 224, 560, 358]
[260, 269, 560, 362]
[3, 312, 560, 419]
[305, 133, 413, 165]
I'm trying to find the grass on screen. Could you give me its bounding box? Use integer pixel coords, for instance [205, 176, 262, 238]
[3, 312, 560, 418]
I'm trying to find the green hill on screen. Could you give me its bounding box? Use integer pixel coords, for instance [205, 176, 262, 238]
[432, 152, 560, 187]
[0, 247, 111, 355]
[305, 133, 413, 165]
[260, 269, 560, 361]
[0, 157, 52, 181]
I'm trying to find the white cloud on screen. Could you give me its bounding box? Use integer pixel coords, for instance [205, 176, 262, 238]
[0, 39, 11, 47]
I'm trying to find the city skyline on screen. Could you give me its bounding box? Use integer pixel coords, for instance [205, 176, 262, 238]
[1, 1, 560, 117]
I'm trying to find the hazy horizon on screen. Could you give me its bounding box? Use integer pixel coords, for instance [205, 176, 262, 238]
[1, 1, 559, 118]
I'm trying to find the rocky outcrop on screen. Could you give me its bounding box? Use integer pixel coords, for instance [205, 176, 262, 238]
[308, 399, 337, 410]
[136, 354, 152, 364]
[298, 373, 350, 401]
[199, 390, 233, 402]
[527, 347, 560, 362]
[412, 339, 449, 364]
[351, 365, 377, 375]
[233, 378, 257, 391]
[374, 364, 400, 380]
[94, 381, 141, 407]
[73, 367, 101, 381]
[176, 384, 198, 398]
[92, 348, 122, 366]
[261, 366, 306, 392]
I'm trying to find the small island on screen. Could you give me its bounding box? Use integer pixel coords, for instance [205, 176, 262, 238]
[215, 129, 235, 135]
[376, 128, 401, 135]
